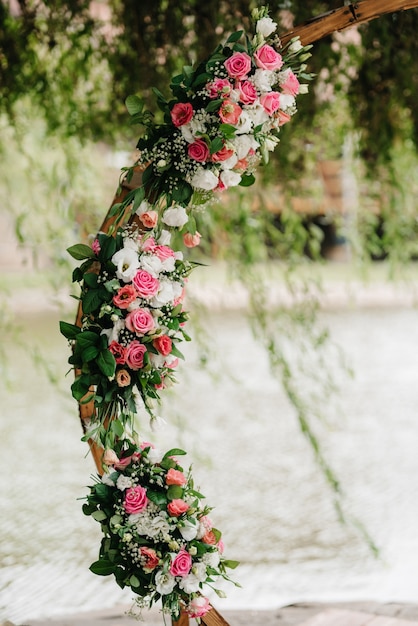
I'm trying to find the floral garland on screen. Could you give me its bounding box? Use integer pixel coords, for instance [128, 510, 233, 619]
[84, 441, 239, 621]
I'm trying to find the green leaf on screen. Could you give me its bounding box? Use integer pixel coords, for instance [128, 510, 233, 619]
[130, 574, 140, 588]
[77, 331, 100, 348]
[219, 123, 237, 139]
[147, 490, 168, 508]
[82, 289, 104, 314]
[97, 350, 116, 377]
[167, 485, 184, 500]
[82, 345, 100, 362]
[226, 30, 244, 43]
[125, 94, 144, 116]
[89, 560, 115, 576]
[222, 559, 240, 570]
[83, 272, 98, 288]
[71, 376, 91, 402]
[59, 321, 81, 340]
[67, 243, 95, 261]
[110, 419, 124, 438]
[210, 137, 224, 155]
[239, 173, 255, 187]
[206, 98, 223, 113]
[92, 510, 107, 522]
[163, 448, 187, 459]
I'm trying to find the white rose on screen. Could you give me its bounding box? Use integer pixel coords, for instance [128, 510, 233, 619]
[160, 256, 176, 272]
[231, 134, 260, 160]
[256, 16, 277, 38]
[202, 550, 221, 568]
[220, 169, 242, 188]
[162, 206, 189, 228]
[279, 93, 296, 111]
[140, 254, 163, 277]
[245, 103, 269, 128]
[116, 475, 133, 491]
[135, 199, 152, 216]
[155, 571, 176, 595]
[251, 68, 275, 93]
[179, 573, 201, 594]
[190, 167, 219, 190]
[111, 247, 140, 283]
[151, 279, 175, 306]
[221, 153, 238, 171]
[179, 519, 198, 541]
[158, 229, 171, 245]
[147, 447, 164, 464]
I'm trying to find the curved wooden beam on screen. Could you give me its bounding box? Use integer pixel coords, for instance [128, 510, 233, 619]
[281, 0, 418, 46]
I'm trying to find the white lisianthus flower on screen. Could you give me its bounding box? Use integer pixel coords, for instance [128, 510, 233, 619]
[162, 206, 188, 228]
[190, 167, 219, 191]
[151, 279, 175, 307]
[140, 254, 163, 277]
[101, 318, 125, 344]
[160, 256, 176, 272]
[220, 169, 242, 188]
[298, 83, 309, 94]
[158, 229, 171, 245]
[179, 573, 201, 594]
[101, 473, 115, 487]
[245, 103, 270, 127]
[149, 514, 171, 537]
[174, 250, 183, 261]
[288, 38, 303, 53]
[179, 519, 198, 541]
[116, 475, 133, 491]
[135, 199, 153, 216]
[251, 69, 276, 93]
[191, 561, 207, 582]
[231, 134, 260, 160]
[180, 123, 194, 143]
[147, 447, 164, 464]
[256, 16, 277, 37]
[155, 571, 176, 595]
[279, 93, 296, 111]
[149, 353, 166, 368]
[221, 153, 239, 171]
[202, 550, 221, 568]
[234, 110, 253, 135]
[264, 136, 280, 152]
[112, 247, 140, 282]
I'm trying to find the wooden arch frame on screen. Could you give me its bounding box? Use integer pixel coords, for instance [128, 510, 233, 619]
[74, 1, 418, 625]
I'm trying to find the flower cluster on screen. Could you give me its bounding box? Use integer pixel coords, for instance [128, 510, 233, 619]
[84, 442, 239, 620]
[60, 225, 195, 444]
[119, 6, 312, 246]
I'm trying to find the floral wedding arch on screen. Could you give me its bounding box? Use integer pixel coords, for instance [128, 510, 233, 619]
[60, 2, 418, 625]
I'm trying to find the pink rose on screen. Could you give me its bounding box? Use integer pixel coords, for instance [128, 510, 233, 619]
[139, 210, 158, 229]
[140, 547, 160, 572]
[238, 80, 258, 104]
[166, 357, 179, 369]
[126, 340, 147, 370]
[201, 530, 217, 545]
[219, 99, 242, 125]
[123, 485, 148, 514]
[167, 498, 190, 517]
[132, 270, 160, 298]
[116, 368, 131, 387]
[154, 245, 176, 261]
[103, 449, 119, 466]
[126, 308, 155, 335]
[224, 52, 252, 79]
[260, 91, 281, 115]
[109, 341, 127, 364]
[281, 70, 300, 96]
[140, 237, 156, 253]
[188, 139, 210, 163]
[183, 231, 201, 248]
[170, 549, 192, 577]
[211, 146, 234, 163]
[276, 110, 291, 126]
[186, 596, 211, 619]
[166, 468, 187, 486]
[254, 44, 283, 71]
[114, 454, 135, 470]
[153, 335, 172, 356]
[170, 102, 193, 127]
[206, 78, 232, 99]
[113, 284, 138, 309]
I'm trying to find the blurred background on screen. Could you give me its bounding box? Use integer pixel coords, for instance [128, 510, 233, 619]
[1, 0, 418, 623]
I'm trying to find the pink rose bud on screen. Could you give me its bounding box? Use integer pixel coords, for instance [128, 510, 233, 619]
[183, 231, 201, 248]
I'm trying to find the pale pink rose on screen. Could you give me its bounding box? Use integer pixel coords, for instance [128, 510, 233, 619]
[170, 549, 192, 577]
[166, 356, 179, 369]
[116, 368, 131, 387]
[167, 498, 190, 517]
[217, 539, 225, 554]
[126, 340, 147, 370]
[224, 51, 252, 79]
[91, 238, 101, 255]
[139, 210, 158, 229]
[234, 157, 249, 171]
[132, 270, 160, 298]
[140, 547, 160, 572]
[206, 78, 232, 99]
[153, 335, 172, 356]
[254, 44, 283, 71]
[276, 110, 291, 126]
[238, 80, 258, 104]
[114, 454, 135, 470]
[186, 596, 211, 619]
[183, 231, 201, 248]
[113, 284, 137, 309]
[166, 468, 187, 486]
[103, 449, 119, 465]
[188, 139, 210, 163]
[211, 146, 234, 163]
[281, 69, 300, 96]
[154, 244, 176, 261]
[170, 102, 193, 127]
[109, 341, 127, 364]
[219, 99, 242, 125]
[140, 237, 156, 252]
[201, 530, 217, 545]
[123, 485, 148, 514]
[260, 91, 281, 114]
[126, 308, 155, 335]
